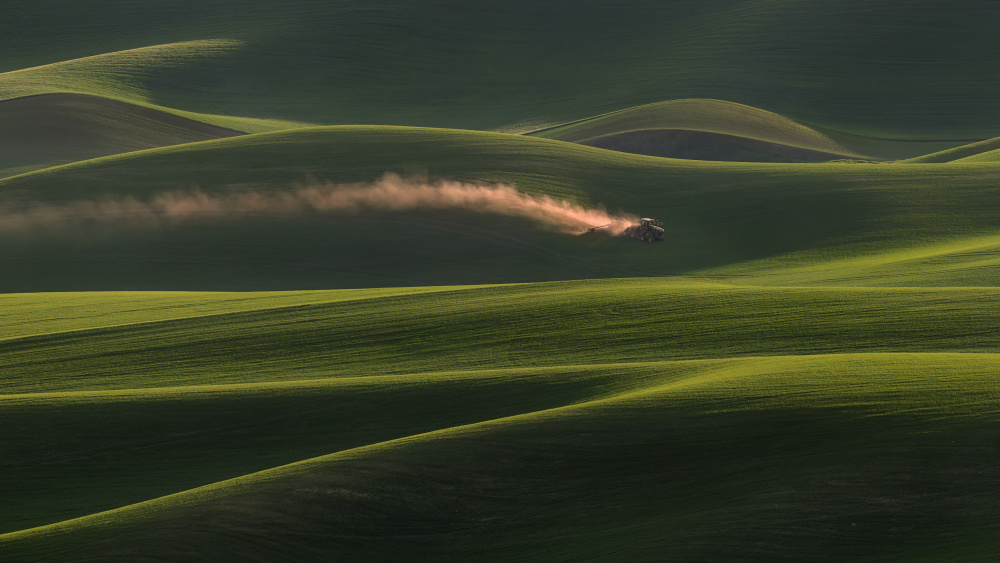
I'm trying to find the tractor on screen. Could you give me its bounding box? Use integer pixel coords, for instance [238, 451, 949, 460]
[623, 217, 665, 242]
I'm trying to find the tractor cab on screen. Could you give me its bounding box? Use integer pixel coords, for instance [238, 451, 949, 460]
[623, 217, 666, 242]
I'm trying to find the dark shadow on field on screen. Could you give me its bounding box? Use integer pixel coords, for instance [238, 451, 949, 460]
[0, 191, 861, 292]
[9, 392, 1000, 561]
[0, 94, 243, 179]
[0, 362, 674, 534]
[0, 211, 652, 291]
[4, 125, 1000, 292]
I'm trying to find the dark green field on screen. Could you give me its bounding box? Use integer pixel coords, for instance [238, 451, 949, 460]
[3, 2, 1000, 561]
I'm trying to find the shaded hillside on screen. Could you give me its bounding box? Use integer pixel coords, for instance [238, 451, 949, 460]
[6, 2, 1000, 562]
[3, 279, 1000, 560]
[532, 99, 975, 161]
[1, 1, 999, 139]
[2, 126, 1000, 290]
[0, 93, 243, 178]
[533, 99, 864, 161]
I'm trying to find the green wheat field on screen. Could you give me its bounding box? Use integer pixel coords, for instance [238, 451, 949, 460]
[3, 1, 1000, 561]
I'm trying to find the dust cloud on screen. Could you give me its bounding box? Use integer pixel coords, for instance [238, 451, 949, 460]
[0, 174, 637, 235]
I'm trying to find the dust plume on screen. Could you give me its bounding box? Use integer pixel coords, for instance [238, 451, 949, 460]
[0, 174, 637, 235]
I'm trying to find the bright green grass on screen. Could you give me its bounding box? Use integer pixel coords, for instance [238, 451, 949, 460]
[2, 126, 1000, 290]
[0, 42, 314, 134]
[4, 351, 1000, 560]
[953, 148, 1000, 163]
[0, 41, 309, 133]
[2, 1, 1000, 138]
[0, 40, 243, 104]
[706, 233, 1000, 287]
[6, 279, 1000, 394]
[0, 286, 482, 341]
[902, 136, 1000, 163]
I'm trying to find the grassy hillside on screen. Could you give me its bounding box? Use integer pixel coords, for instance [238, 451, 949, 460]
[10, 280, 1000, 394]
[2, 277, 1000, 559]
[2, 126, 1000, 290]
[531, 99, 866, 161]
[953, 148, 1000, 163]
[7, 2, 1000, 560]
[6, 142, 1000, 558]
[531, 100, 849, 149]
[2, 1, 1000, 138]
[708, 232, 1000, 287]
[4, 282, 1000, 560]
[0, 40, 314, 135]
[531, 99, 976, 161]
[902, 136, 1000, 163]
[0, 93, 248, 178]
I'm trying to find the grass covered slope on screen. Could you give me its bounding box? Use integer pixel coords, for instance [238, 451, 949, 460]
[531, 99, 865, 162]
[953, 148, 1000, 163]
[4, 129, 1000, 559]
[2, 126, 1000, 290]
[0, 39, 243, 103]
[902, 136, 1000, 163]
[0, 93, 245, 178]
[4, 344, 1000, 560]
[7, 2, 1000, 561]
[4, 283, 1000, 560]
[0, 41, 315, 134]
[10, 280, 1000, 394]
[708, 233, 1000, 287]
[2, 1, 1000, 138]
[5, 138, 998, 558]
[0, 356, 667, 536]
[532, 99, 971, 161]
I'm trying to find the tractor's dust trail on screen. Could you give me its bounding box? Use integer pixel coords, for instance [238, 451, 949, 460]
[0, 174, 637, 235]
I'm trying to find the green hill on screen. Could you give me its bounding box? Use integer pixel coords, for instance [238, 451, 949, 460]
[7, 2, 1000, 560]
[902, 136, 1000, 163]
[531, 99, 974, 161]
[953, 147, 1000, 163]
[0, 93, 247, 178]
[0, 40, 314, 134]
[2, 126, 1000, 291]
[531, 99, 865, 162]
[2, 1, 1000, 139]
[4, 283, 1000, 560]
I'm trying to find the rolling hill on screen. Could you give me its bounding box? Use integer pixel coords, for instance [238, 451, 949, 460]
[1, 1, 999, 139]
[0, 93, 245, 178]
[953, 148, 1000, 163]
[2, 126, 1000, 291]
[902, 136, 1000, 163]
[530, 99, 864, 162]
[530, 99, 978, 162]
[6, 1, 1000, 561]
[4, 283, 1000, 560]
